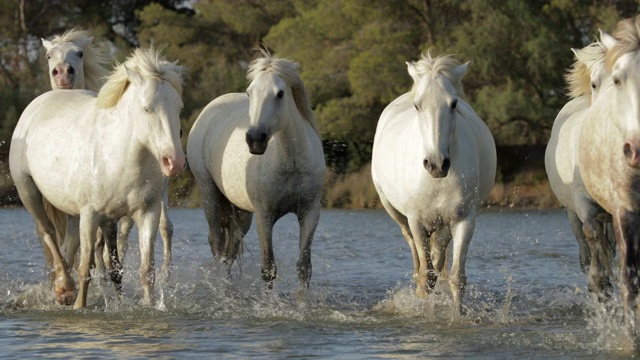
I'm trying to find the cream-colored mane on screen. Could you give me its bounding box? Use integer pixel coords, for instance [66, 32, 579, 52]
[48, 28, 110, 92]
[97, 47, 184, 109]
[606, 15, 640, 70]
[565, 41, 606, 99]
[247, 48, 319, 135]
[409, 51, 466, 100]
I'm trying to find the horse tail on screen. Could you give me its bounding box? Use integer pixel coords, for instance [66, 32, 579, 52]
[43, 198, 67, 248]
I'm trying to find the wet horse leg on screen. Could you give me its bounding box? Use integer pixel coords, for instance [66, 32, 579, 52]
[158, 180, 173, 284]
[576, 196, 614, 299]
[117, 217, 134, 264]
[431, 227, 452, 281]
[100, 220, 122, 295]
[255, 211, 277, 288]
[613, 209, 640, 327]
[74, 212, 99, 309]
[296, 204, 321, 288]
[449, 214, 476, 317]
[134, 206, 161, 307]
[567, 210, 590, 273]
[407, 218, 433, 298]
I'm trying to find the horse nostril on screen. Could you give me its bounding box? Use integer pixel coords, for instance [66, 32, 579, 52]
[68, 67, 75, 75]
[423, 159, 429, 170]
[52, 69, 59, 76]
[624, 143, 632, 158]
[442, 158, 451, 173]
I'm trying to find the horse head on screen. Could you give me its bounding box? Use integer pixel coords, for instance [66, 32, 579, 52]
[97, 48, 186, 177]
[244, 48, 318, 155]
[602, 17, 640, 168]
[407, 52, 468, 178]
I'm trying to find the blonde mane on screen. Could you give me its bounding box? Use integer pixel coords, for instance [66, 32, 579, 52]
[565, 41, 606, 99]
[410, 51, 466, 100]
[49, 28, 110, 92]
[606, 15, 640, 70]
[97, 47, 183, 109]
[247, 48, 319, 135]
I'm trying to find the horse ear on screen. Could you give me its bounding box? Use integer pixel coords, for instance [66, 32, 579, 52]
[124, 65, 143, 85]
[570, 48, 579, 57]
[452, 62, 469, 80]
[406, 61, 420, 83]
[42, 38, 53, 51]
[78, 36, 94, 49]
[599, 29, 618, 51]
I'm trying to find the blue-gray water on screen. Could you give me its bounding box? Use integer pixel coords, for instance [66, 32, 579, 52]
[0, 208, 636, 358]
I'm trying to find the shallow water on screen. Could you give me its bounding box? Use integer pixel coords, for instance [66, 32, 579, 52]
[0, 208, 637, 358]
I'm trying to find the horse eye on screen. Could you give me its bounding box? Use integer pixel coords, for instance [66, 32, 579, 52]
[414, 104, 419, 111]
[77, 51, 83, 58]
[143, 107, 151, 114]
[276, 90, 284, 99]
[614, 78, 621, 85]
[46, 53, 51, 60]
[591, 82, 597, 90]
[451, 99, 458, 110]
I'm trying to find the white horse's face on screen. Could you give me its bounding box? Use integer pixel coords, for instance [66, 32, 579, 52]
[603, 33, 640, 168]
[127, 70, 185, 176]
[42, 37, 91, 90]
[590, 61, 608, 102]
[410, 68, 464, 178]
[246, 72, 288, 155]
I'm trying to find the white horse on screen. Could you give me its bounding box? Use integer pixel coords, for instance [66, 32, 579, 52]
[43, 29, 176, 285]
[371, 51, 496, 316]
[9, 48, 185, 308]
[544, 40, 616, 299]
[579, 16, 640, 325]
[188, 49, 325, 288]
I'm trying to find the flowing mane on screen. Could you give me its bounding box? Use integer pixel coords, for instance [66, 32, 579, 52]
[606, 15, 640, 70]
[247, 48, 319, 135]
[409, 51, 466, 100]
[566, 41, 606, 99]
[49, 28, 110, 92]
[97, 47, 184, 109]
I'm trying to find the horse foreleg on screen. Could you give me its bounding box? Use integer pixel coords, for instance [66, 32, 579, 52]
[74, 212, 99, 309]
[255, 212, 276, 288]
[449, 215, 475, 317]
[407, 218, 432, 298]
[297, 205, 320, 288]
[612, 209, 640, 327]
[158, 192, 173, 285]
[135, 206, 160, 307]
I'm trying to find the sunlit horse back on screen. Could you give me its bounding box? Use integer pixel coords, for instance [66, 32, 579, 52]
[544, 40, 616, 299]
[579, 15, 640, 327]
[371, 51, 496, 316]
[9, 47, 185, 308]
[188, 48, 325, 288]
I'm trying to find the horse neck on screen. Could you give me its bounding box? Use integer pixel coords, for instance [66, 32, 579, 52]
[274, 105, 317, 161]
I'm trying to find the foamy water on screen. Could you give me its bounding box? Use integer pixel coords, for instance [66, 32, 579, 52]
[0, 208, 637, 358]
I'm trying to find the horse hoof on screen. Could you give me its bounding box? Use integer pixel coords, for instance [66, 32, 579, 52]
[55, 287, 77, 306]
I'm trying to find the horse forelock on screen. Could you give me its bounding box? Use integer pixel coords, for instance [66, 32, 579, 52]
[97, 47, 183, 109]
[410, 51, 466, 99]
[566, 41, 606, 99]
[606, 15, 640, 70]
[247, 50, 319, 135]
[49, 27, 110, 92]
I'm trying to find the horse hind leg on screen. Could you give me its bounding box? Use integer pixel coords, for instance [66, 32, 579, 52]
[16, 179, 76, 305]
[430, 227, 452, 284]
[100, 221, 122, 295]
[567, 210, 590, 274]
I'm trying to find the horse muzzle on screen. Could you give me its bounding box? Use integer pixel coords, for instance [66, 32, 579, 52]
[162, 153, 186, 177]
[624, 142, 640, 168]
[423, 157, 450, 178]
[246, 127, 269, 155]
